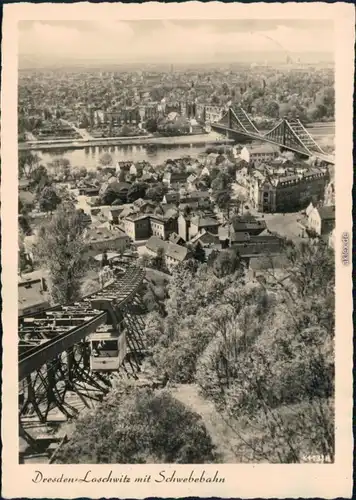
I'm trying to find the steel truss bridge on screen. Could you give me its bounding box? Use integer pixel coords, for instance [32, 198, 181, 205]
[211, 106, 335, 165]
[18, 264, 147, 452]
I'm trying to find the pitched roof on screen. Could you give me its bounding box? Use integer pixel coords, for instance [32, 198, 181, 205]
[164, 193, 180, 203]
[190, 216, 219, 228]
[231, 216, 267, 233]
[190, 231, 220, 247]
[163, 171, 189, 181]
[230, 232, 251, 243]
[125, 213, 150, 222]
[85, 226, 129, 242]
[236, 241, 282, 258]
[18, 279, 50, 314]
[245, 144, 279, 155]
[318, 205, 335, 221]
[184, 191, 210, 201]
[305, 202, 315, 217]
[169, 232, 184, 244]
[146, 236, 188, 262]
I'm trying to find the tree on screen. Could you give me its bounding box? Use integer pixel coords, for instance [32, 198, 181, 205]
[200, 174, 211, 188]
[18, 213, 32, 236]
[18, 228, 32, 274]
[99, 152, 113, 166]
[47, 157, 71, 180]
[38, 186, 61, 213]
[145, 118, 158, 133]
[195, 239, 335, 463]
[192, 243, 206, 263]
[211, 248, 242, 278]
[19, 151, 40, 179]
[214, 190, 232, 213]
[101, 187, 119, 206]
[79, 166, 87, 178]
[153, 247, 167, 272]
[56, 386, 217, 464]
[120, 124, 132, 137]
[30, 165, 50, 193]
[34, 203, 88, 304]
[126, 182, 147, 203]
[211, 172, 231, 192]
[264, 101, 280, 119]
[145, 183, 167, 203]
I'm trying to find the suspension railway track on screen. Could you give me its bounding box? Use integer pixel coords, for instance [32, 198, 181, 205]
[18, 263, 148, 459]
[18, 265, 145, 381]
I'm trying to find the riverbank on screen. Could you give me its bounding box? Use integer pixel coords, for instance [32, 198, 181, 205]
[18, 133, 234, 152]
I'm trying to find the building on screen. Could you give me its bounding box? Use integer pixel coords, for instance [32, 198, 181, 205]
[189, 118, 203, 134]
[162, 171, 189, 187]
[190, 230, 221, 249]
[240, 144, 279, 164]
[200, 166, 211, 178]
[149, 214, 178, 240]
[182, 191, 211, 204]
[163, 192, 180, 205]
[99, 181, 132, 202]
[169, 232, 185, 246]
[187, 173, 199, 190]
[189, 215, 220, 239]
[328, 227, 335, 249]
[249, 168, 329, 213]
[178, 213, 191, 242]
[133, 198, 156, 214]
[78, 186, 100, 197]
[85, 226, 130, 255]
[124, 213, 178, 241]
[233, 235, 283, 268]
[324, 180, 335, 206]
[146, 236, 190, 270]
[230, 215, 267, 237]
[124, 214, 151, 241]
[231, 233, 282, 252]
[275, 170, 328, 212]
[18, 277, 50, 316]
[308, 205, 335, 236]
[205, 106, 224, 124]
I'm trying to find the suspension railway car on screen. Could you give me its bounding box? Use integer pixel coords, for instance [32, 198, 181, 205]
[88, 330, 127, 372]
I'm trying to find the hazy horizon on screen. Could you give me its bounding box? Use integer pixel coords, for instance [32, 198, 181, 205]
[19, 19, 334, 68]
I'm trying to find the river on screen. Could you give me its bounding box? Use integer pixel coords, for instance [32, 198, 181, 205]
[40, 142, 220, 170]
[38, 123, 334, 170]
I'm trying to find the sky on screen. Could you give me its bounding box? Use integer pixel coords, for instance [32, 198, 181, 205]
[18, 20, 334, 64]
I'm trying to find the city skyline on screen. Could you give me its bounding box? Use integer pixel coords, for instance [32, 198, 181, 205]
[19, 19, 334, 65]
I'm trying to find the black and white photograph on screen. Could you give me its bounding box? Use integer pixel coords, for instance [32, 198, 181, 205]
[1, 2, 354, 498]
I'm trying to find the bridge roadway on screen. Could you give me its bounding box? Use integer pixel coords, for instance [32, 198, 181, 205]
[212, 123, 335, 165]
[18, 265, 145, 382]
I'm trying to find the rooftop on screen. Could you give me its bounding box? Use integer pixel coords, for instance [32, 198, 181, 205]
[190, 216, 219, 228]
[146, 236, 188, 262]
[231, 216, 267, 233]
[318, 205, 335, 220]
[190, 230, 220, 247]
[85, 226, 129, 242]
[244, 144, 279, 155]
[18, 279, 50, 314]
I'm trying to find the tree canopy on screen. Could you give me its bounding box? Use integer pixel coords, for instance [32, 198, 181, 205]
[34, 203, 88, 304]
[56, 386, 217, 464]
[142, 239, 334, 463]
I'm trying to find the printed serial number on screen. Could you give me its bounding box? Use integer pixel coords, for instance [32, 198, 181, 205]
[341, 232, 350, 266]
[302, 455, 333, 463]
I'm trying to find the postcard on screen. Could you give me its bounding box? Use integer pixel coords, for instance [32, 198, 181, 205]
[1, 2, 354, 498]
